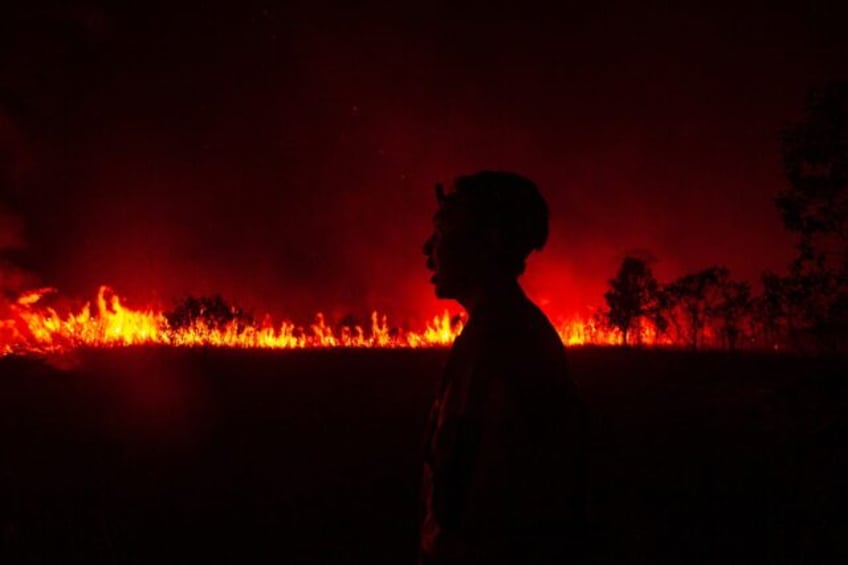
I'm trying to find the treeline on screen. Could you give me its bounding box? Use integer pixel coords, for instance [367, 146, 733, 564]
[600, 81, 848, 352]
[599, 257, 848, 352]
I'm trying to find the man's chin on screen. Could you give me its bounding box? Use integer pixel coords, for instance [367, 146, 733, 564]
[430, 273, 463, 299]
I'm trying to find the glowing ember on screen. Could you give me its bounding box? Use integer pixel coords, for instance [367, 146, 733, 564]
[0, 285, 629, 356]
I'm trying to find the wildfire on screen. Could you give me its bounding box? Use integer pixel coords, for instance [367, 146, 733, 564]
[0, 286, 626, 357]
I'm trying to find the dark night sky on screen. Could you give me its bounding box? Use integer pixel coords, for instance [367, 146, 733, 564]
[1, 1, 846, 324]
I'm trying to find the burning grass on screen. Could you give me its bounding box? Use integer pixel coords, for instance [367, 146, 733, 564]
[1, 285, 624, 357]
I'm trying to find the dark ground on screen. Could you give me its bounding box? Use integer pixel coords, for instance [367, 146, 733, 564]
[0, 347, 846, 564]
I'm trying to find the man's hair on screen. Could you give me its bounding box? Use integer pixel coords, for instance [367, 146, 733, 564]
[442, 170, 549, 276]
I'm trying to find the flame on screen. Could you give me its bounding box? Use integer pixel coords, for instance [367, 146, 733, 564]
[0, 285, 643, 357]
[1, 286, 469, 355]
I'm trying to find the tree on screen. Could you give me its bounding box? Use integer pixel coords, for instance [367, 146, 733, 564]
[165, 295, 253, 331]
[714, 279, 752, 351]
[780, 81, 848, 269]
[649, 286, 672, 343]
[778, 81, 848, 349]
[779, 268, 847, 351]
[656, 284, 686, 346]
[604, 256, 660, 346]
[666, 266, 727, 350]
[750, 272, 787, 350]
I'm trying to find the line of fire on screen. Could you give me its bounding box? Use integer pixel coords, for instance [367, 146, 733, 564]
[1, 285, 614, 355]
[3, 243, 845, 355]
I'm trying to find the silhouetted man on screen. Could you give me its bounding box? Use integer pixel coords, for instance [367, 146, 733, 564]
[420, 171, 587, 564]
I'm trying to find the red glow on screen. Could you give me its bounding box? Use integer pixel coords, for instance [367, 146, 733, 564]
[1, 285, 633, 357]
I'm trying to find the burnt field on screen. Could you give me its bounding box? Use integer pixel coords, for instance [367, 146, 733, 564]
[0, 348, 846, 564]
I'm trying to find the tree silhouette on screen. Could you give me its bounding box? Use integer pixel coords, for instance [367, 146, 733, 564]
[778, 80, 848, 349]
[650, 286, 672, 343]
[604, 256, 661, 346]
[750, 272, 787, 350]
[780, 81, 848, 268]
[666, 266, 727, 350]
[714, 279, 752, 351]
[165, 295, 253, 331]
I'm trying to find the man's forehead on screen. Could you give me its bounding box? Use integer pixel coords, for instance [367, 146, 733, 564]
[433, 201, 471, 227]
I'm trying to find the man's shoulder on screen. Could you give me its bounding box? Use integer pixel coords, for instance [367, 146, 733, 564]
[453, 299, 568, 385]
[470, 300, 564, 352]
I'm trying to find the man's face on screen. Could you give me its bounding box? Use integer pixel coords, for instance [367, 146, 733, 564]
[423, 204, 484, 299]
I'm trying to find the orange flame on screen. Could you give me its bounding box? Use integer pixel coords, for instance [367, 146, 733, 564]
[1, 286, 468, 355]
[1, 285, 640, 357]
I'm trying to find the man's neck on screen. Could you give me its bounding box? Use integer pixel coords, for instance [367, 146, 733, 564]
[457, 278, 525, 316]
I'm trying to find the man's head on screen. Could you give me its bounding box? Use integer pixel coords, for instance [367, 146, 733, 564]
[423, 171, 549, 301]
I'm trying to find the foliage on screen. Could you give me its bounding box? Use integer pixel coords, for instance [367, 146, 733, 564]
[663, 267, 727, 350]
[776, 80, 848, 349]
[599, 263, 761, 350]
[604, 256, 661, 345]
[779, 80, 848, 255]
[165, 295, 254, 331]
[713, 280, 752, 351]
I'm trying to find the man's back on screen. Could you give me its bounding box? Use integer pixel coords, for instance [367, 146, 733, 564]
[420, 286, 587, 564]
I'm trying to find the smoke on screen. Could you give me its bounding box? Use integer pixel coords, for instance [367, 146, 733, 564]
[0, 203, 32, 293]
[0, 204, 24, 251]
[0, 3, 116, 298]
[0, 2, 829, 322]
[0, 107, 37, 294]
